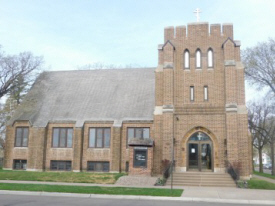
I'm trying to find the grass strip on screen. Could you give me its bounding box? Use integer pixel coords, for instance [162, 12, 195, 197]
[248, 178, 275, 190]
[253, 171, 275, 180]
[0, 183, 183, 197]
[0, 169, 125, 184]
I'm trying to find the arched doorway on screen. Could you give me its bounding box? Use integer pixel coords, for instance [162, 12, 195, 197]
[187, 132, 213, 171]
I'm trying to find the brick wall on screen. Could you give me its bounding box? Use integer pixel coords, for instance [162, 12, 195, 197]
[128, 146, 153, 176]
[3, 22, 251, 179]
[82, 122, 113, 171]
[154, 23, 251, 178]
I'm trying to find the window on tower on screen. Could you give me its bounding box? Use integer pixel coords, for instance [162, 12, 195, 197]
[196, 49, 201, 68]
[190, 86, 194, 101]
[207, 49, 213, 68]
[204, 86, 208, 101]
[184, 49, 190, 69]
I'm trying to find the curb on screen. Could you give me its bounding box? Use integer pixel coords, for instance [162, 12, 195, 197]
[1, 190, 275, 205]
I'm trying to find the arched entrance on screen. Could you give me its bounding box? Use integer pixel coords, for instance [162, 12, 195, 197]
[187, 132, 213, 171]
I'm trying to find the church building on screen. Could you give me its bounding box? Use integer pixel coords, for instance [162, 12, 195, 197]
[3, 21, 252, 180]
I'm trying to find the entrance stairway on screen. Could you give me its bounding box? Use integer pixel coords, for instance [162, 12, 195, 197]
[166, 172, 236, 187]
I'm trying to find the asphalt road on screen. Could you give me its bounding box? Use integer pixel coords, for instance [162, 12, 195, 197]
[0, 195, 265, 206]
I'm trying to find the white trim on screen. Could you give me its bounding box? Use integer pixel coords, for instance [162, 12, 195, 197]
[224, 60, 236, 66]
[238, 105, 248, 114]
[214, 168, 226, 173]
[113, 120, 122, 128]
[154, 106, 163, 115]
[236, 61, 244, 69]
[2, 168, 12, 170]
[27, 169, 43, 172]
[163, 62, 174, 69]
[175, 167, 186, 172]
[155, 65, 163, 72]
[240, 175, 251, 180]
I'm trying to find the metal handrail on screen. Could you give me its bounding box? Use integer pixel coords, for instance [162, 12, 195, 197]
[225, 160, 240, 182]
[163, 161, 174, 179]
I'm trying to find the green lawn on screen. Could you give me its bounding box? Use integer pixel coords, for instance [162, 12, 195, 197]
[253, 171, 275, 179]
[0, 169, 125, 184]
[0, 183, 183, 197]
[247, 178, 275, 190]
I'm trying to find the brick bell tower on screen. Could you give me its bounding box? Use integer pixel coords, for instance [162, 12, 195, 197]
[153, 22, 252, 179]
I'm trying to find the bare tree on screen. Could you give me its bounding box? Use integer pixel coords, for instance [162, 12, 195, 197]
[242, 38, 275, 96]
[248, 100, 274, 173]
[0, 47, 43, 152]
[0, 48, 43, 99]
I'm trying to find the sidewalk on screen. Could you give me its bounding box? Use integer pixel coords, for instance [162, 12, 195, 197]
[253, 174, 275, 184]
[0, 180, 275, 205]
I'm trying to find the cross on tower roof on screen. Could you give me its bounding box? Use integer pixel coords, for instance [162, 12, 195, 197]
[193, 8, 202, 22]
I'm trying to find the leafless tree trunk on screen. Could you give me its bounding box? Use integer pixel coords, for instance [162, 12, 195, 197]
[271, 137, 275, 175]
[248, 101, 274, 173]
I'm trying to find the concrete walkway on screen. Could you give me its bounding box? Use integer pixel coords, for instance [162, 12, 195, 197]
[253, 174, 275, 184]
[0, 180, 275, 205]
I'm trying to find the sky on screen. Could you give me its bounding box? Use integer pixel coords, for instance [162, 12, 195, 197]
[1, 0, 275, 101]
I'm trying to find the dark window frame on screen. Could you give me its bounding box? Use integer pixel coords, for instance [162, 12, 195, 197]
[50, 160, 72, 171]
[133, 149, 147, 168]
[125, 161, 129, 172]
[190, 86, 195, 102]
[207, 48, 214, 68]
[184, 49, 190, 69]
[52, 127, 73, 148]
[13, 159, 27, 170]
[127, 127, 150, 147]
[88, 127, 111, 148]
[87, 161, 110, 172]
[195, 49, 202, 69]
[14, 127, 29, 147]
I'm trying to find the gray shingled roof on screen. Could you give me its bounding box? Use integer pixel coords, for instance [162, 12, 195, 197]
[8, 68, 155, 127]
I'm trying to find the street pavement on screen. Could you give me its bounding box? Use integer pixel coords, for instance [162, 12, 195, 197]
[0, 194, 270, 206]
[0, 177, 275, 205]
[1, 194, 271, 206]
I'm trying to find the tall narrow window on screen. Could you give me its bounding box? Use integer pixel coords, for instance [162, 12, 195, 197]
[204, 86, 208, 101]
[184, 50, 190, 69]
[196, 49, 201, 68]
[190, 86, 194, 101]
[207, 49, 213, 68]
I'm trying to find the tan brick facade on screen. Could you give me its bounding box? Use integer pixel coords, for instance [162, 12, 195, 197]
[3, 22, 251, 179]
[153, 22, 251, 179]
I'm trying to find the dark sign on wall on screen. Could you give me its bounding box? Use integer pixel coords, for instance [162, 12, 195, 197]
[134, 148, 147, 168]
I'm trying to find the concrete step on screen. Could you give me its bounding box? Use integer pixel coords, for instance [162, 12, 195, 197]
[166, 172, 236, 187]
[166, 183, 236, 187]
[167, 180, 236, 185]
[173, 177, 232, 181]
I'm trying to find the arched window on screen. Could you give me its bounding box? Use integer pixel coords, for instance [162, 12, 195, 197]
[184, 49, 190, 69]
[196, 49, 201, 68]
[207, 49, 214, 68]
[189, 132, 211, 141]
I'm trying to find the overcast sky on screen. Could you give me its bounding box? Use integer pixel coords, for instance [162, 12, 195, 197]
[1, 0, 275, 101]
